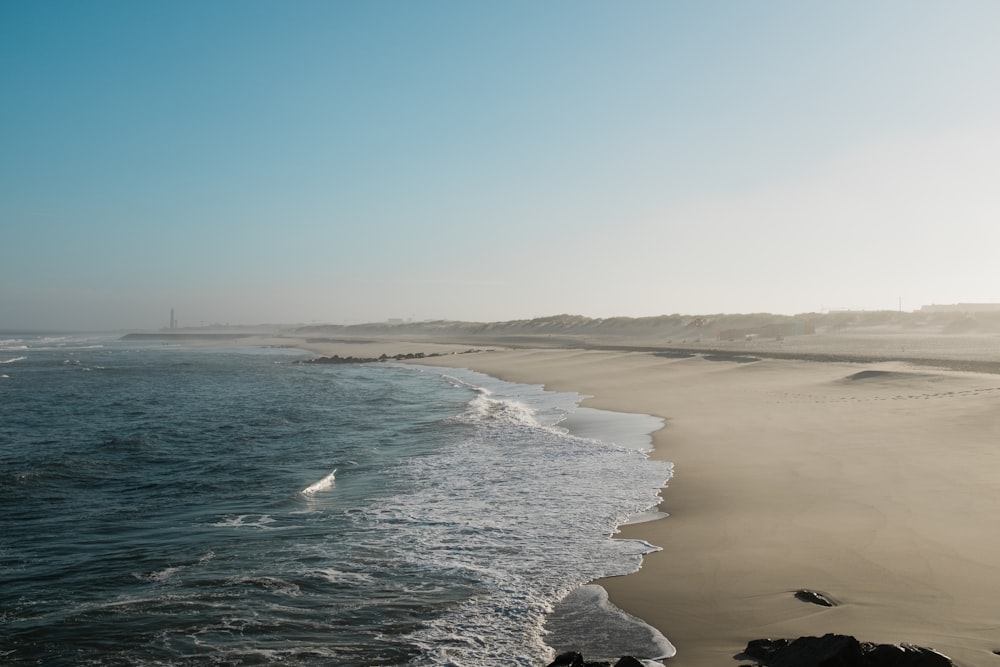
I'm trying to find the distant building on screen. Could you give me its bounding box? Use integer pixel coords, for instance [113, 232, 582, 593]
[919, 303, 1000, 314]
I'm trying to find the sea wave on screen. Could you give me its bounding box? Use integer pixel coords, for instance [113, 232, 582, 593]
[0, 338, 28, 351]
[454, 390, 542, 429]
[2, 346, 673, 666]
[0, 334, 109, 352]
[311, 568, 376, 586]
[301, 469, 337, 495]
[443, 375, 547, 431]
[210, 514, 279, 529]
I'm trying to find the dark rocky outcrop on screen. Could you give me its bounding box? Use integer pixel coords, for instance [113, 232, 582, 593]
[610, 657, 645, 667]
[301, 349, 484, 365]
[545, 652, 646, 667]
[739, 634, 953, 667]
[794, 589, 837, 607]
[862, 643, 953, 666]
[304, 354, 370, 364]
[303, 352, 431, 364]
[743, 638, 792, 661]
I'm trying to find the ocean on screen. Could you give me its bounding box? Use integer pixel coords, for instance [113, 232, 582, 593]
[0, 334, 674, 666]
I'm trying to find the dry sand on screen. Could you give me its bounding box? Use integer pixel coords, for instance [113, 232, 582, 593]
[401, 347, 1000, 666]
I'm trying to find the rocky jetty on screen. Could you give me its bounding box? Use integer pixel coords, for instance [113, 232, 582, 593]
[302, 349, 484, 365]
[739, 634, 953, 667]
[303, 352, 435, 364]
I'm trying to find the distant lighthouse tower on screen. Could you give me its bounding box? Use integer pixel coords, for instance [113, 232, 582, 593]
[170, 308, 176, 330]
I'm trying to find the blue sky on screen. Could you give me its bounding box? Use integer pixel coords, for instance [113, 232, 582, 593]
[3, 1, 999, 330]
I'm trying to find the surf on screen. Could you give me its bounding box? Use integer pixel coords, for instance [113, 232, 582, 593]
[301, 468, 337, 495]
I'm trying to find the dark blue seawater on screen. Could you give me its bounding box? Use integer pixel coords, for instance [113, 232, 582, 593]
[0, 335, 673, 666]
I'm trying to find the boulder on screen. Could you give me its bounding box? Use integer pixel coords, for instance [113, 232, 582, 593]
[739, 634, 953, 667]
[548, 652, 584, 667]
[794, 590, 837, 607]
[768, 634, 865, 666]
[545, 652, 647, 667]
[613, 658, 646, 667]
[743, 638, 791, 661]
[861, 642, 952, 667]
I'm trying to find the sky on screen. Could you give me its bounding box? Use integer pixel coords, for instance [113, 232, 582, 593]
[3, 1, 999, 330]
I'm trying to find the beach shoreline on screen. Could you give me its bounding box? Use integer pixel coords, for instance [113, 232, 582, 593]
[262, 335, 1000, 666]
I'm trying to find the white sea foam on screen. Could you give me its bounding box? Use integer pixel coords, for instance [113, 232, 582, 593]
[446, 380, 564, 437]
[440, 372, 482, 392]
[210, 514, 279, 529]
[368, 366, 674, 665]
[0, 334, 110, 352]
[0, 356, 26, 364]
[312, 568, 376, 586]
[457, 391, 541, 428]
[301, 468, 336, 495]
[226, 575, 301, 597]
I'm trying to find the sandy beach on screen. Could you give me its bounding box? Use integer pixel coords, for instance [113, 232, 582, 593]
[283, 330, 1000, 665]
[381, 345, 1000, 666]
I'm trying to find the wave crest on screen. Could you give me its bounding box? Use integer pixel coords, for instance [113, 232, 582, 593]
[301, 468, 337, 495]
[451, 389, 542, 430]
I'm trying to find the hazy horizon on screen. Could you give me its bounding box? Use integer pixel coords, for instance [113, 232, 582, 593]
[4, 305, 994, 336]
[4, 2, 1000, 331]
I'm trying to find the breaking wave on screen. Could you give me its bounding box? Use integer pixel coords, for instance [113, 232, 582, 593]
[301, 468, 337, 495]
